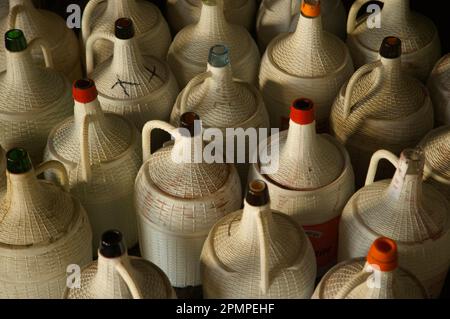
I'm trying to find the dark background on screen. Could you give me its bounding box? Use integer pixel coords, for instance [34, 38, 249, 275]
[33, 0, 449, 53]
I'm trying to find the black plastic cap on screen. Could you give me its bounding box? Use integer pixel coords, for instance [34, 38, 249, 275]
[180, 112, 200, 137]
[5, 29, 27, 52]
[115, 18, 135, 40]
[6, 148, 32, 174]
[99, 230, 126, 258]
[379, 37, 402, 59]
[246, 180, 269, 207]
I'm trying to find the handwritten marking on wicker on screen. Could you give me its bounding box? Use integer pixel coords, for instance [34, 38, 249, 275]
[145, 65, 162, 83]
[111, 76, 140, 97]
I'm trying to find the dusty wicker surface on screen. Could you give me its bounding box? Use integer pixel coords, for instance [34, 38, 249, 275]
[65, 254, 175, 299]
[347, 0, 441, 81]
[313, 258, 428, 299]
[259, 10, 353, 128]
[0, 169, 93, 298]
[419, 126, 450, 202]
[0, 44, 73, 163]
[167, 0, 260, 88]
[330, 58, 434, 185]
[167, 0, 256, 32]
[428, 54, 450, 126]
[257, 0, 347, 51]
[201, 202, 316, 298]
[82, 0, 171, 66]
[338, 151, 450, 298]
[88, 34, 179, 130]
[0, 0, 82, 82]
[44, 98, 141, 249]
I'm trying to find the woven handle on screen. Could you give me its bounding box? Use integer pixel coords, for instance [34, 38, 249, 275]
[343, 60, 381, 118]
[347, 0, 376, 34]
[85, 32, 115, 74]
[365, 150, 399, 186]
[179, 71, 211, 116]
[7, 2, 27, 29]
[35, 160, 70, 192]
[114, 259, 143, 299]
[79, 114, 92, 183]
[26, 38, 54, 68]
[142, 120, 179, 162]
[424, 167, 450, 186]
[256, 211, 270, 294]
[81, 0, 106, 44]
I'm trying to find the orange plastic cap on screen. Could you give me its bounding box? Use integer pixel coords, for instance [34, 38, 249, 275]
[73, 79, 98, 103]
[290, 98, 315, 125]
[367, 237, 398, 272]
[301, 0, 321, 18]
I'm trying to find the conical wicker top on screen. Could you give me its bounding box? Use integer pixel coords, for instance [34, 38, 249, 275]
[0, 146, 5, 190]
[170, 1, 256, 69]
[266, 99, 344, 190]
[421, 126, 450, 180]
[430, 54, 450, 91]
[0, 153, 77, 246]
[269, 2, 347, 77]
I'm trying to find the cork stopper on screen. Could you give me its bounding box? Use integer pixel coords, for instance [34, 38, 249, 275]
[73, 79, 98, 103]
[367, 237, 398, 272]
[379, 37, 402, 59]
[100, 230, 126, 258]
[246, 180, 270, 207]
[115, 18, 135, 40]
[290, 98, 315, 125]
[180, 112, 201, 137]
[301, 0, 321, 18]
[6, 148, 32, 174]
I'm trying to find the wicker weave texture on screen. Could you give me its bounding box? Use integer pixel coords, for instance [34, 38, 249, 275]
[0, 0, 82, 82]
[346, 0, 441, 81]
[256, 0, 347, 51]
[428, 54, 450, 126]
[167, 0, 256, 33]
[81, 0, 171, 66]
[167, 0, 260, 88]
[0, 146, 5, 193]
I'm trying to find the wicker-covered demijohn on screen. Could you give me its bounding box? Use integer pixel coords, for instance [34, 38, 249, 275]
[0, 145, 5, 193]
[135, 112, 242, 288]
[259, 0, 353, 130]
[346, 0, 441, 81]
[314, 238, 428, 299]
[0, 0, 82, 81]
[201, 180, 317, 298]
[64, 230, 176, 299]
[167, 0, 260, 88]
[427, 54, 450, 126]
[338, 148, 450, 298]
[44, 79, 141, 251]
[0, 148, 92, 298]
[249, 98, 354, 275]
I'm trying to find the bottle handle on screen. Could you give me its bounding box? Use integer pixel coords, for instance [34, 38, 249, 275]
[256, 210, 270, 294]
[81, 0, 106, 45]
[113, 259, 143, 299]
[79, 114, 92, 183]
[142, 120, 179, 162]
[365, 150, 399, 186]
[26, 38, 54, 69]
[8, 3, 25, 29]
[85, 32, 115, 74]
[343, 60, 381, 119]
[347, 0, 378, 34]
[35, 160, 70, 192]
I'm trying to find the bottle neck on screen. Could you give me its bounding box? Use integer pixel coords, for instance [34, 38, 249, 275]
[382, 0, 411, 24]
[111, 37, 146, 75]
[4, 48, 42, 84]
[9, 0, 35, 9]
[380, 56, 404, 83]
[291, 12, 324, 52]
[236, 200, 275, 242]
[171, 133, 204, 166]
[105, 0, 138, 17]
[197, 1, 229, 33]
[361, 263, 396, 299]
[385, 157, 423, 204]
[282, 120, 318, 160]
[73, 98, 108, 139]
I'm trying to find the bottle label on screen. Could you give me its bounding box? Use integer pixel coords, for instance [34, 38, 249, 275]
[303, 216, 340, 276]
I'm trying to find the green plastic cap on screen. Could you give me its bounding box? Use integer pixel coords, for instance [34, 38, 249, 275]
[5, 29, 27, 52]
[6, 148, 32, 174]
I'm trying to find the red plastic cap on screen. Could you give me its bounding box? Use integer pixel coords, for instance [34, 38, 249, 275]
[301, 0, 321, 18]
[73, 79, 98, 103]
[290, 98, 315, 125]
[367, 237, 398, 272]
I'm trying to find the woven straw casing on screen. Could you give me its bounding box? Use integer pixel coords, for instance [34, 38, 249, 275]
[167, 0, 260, 88]
[86, 32, 179, 131]
[259, 7, 353, 129]
[330, 54, 434, 187]
[346, 0, 441, 82]
[81, 0, 171, 66]
[313, 258, 428, 299]
[256, 0, 347, 51]
[135, 120, 242, 288]
[65, 251, 175, 299]
[0, 161, 93, 299]
[0, 0, 82, 82]
[170, 53, 270, 183]
[0, 36, 73, 164]
[167, 0, 256, 33]
[338, 149, 450, 298]
[201, 198, 317, 298]
[428, 54, 450, 126]
[44, 96, 142, 251]
[249, 117, 354, 275]
[419, 126, 450, 204]
[0, 146, 5, 193]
